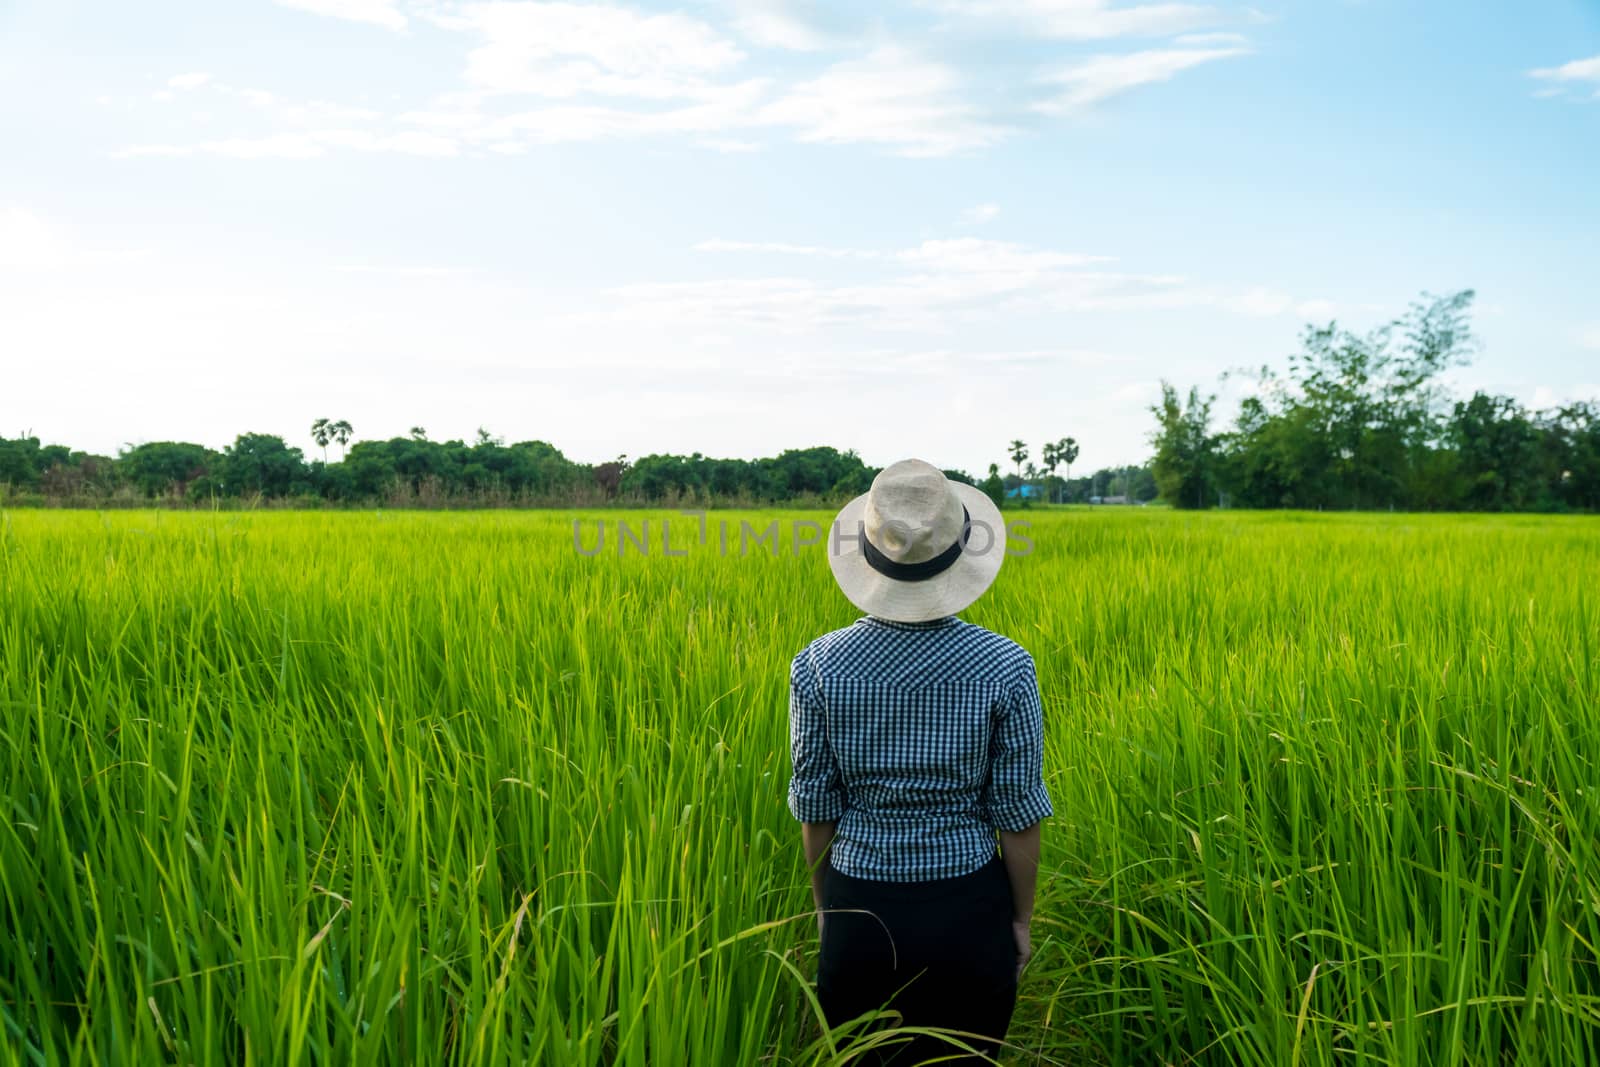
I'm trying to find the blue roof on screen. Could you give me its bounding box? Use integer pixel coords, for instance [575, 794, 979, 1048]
[1005, 484, 1042, 498]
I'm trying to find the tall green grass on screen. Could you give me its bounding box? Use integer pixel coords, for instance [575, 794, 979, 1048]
[0, 508, 1596, 1064]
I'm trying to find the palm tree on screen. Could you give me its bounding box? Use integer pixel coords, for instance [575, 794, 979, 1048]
[310, 418, 332, 464]
[1041, 441, 1060, 502]
[1007, 440, 1028, 480]
[331, 420, 353, 461]
[409, 426, 427, 442]
[1056, 437, 1079, 503]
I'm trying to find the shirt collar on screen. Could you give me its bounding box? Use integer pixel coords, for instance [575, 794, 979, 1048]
[858, 614, 962, 631]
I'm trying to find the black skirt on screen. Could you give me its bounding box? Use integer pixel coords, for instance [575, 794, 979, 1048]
[816, 851, 1018, 1065]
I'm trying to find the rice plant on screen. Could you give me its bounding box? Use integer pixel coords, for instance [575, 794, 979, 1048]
[0, 507, 1596, 1064]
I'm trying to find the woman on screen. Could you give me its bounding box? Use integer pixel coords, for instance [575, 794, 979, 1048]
[788, 458, 1053, 1065]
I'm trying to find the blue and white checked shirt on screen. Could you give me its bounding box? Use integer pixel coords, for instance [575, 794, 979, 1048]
[787, 614, 1054, 882]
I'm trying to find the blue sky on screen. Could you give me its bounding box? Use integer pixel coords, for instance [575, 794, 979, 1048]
[2, 0, 1597, 477]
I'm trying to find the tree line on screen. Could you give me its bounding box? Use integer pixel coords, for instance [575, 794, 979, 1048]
[0, 420, 1155, 510]
[0, 431, 862, 508]
[1149, 290, 1600, 512]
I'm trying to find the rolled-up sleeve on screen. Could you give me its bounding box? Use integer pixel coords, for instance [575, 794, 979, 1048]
[982, 655, 1054, 832]
[787, 649, 847, 823]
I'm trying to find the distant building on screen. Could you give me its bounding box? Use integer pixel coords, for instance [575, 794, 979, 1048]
[1005, 484, 1043, 499]
[1090, 494, 1132, 505]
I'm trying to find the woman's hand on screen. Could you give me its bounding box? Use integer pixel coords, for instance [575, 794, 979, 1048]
[1012, 918, 1032, 981]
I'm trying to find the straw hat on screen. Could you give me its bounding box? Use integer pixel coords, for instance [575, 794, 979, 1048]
[827, 458, 1007, 623]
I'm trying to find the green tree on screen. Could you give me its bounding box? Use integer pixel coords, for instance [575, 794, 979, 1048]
[218, 433, 306, 498]
[981, 463, 1005, 509]
[1052, 437, 1079, 502]
[1270, 291, 1474, 508]
[1447, 393, 1543, 511]
[310, 418, 332, 463]
[1208, 291, 1478, 510]
[1150, 382, 1218, 509]
[117, 441, 215, 497]
[0, 436, 45, 490]
[1007, 440, 1027, 481]
[1059, 438, 1078, 479]
[331, 420, 354, 460]
[1544, 402, 1600, 511]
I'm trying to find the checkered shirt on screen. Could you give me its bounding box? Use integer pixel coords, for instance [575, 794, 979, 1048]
[787, 613, 1054, 882]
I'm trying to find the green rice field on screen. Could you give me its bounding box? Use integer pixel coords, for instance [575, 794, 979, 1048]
[1, 507, 1598, 1065]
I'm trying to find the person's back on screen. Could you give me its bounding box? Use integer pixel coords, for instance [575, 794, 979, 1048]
[786, 458, 1053, 1065]
[791, 614, 1051, 882]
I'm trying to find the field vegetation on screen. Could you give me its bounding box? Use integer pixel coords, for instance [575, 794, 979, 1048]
[1, 507, 1597, 1064]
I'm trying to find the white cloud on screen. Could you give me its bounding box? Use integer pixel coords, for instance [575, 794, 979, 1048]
[217, 83, 383, 124]
[449, 2, 746, 99]
[696, 239, 881, 258]
[1578, 324, 1600, 351]
[761, 47, 1006, 156]
[615, 232, 1334, 336]
[914, 346, 1128, 367]
[1221, 286, 1290, 317]
[400, 76, 770, 146]
[117, 134, 327, 159]
[324, 129, 460, 155]
[727, 0, 831, 51]
[116, 78, 454, 158]
[335, 264, 473, 277]
[700, 137, 764, 153]
[932, 0, 1222, 40]
[1528, 54, 1600, 99]
[0, 205, 146, 271]
[617, 236, 1186, 331]
[117, 129, 458, 159]
[1529, 55, 1600, 84]
[961, 202, 1001, 225]
[112, 6, 1242, 160]
[274, 0, 408, 31]
[1034, 45, 1247, 113]
[897, 237, 1111, 272]
[0, 206, 69, 270]
[358, 1, 779, 152]
[1295, 298, 1336, 321]
[405, 39, 1011, 156]
[1529, 384, 1600, 410]
[1107, 378, 1161, 404]
[694, 236, 1115, 272]
[1218, 290, 1337, 320]
[1173, 31, 1247, 45]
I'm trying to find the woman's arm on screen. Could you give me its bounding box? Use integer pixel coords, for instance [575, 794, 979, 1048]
[801, 820, 837, 918]
[999, 822, 1041, 922]
[999, 823, 1041, 978]
[788, 649, 845, 938]
[985, 656, 1052, 979]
